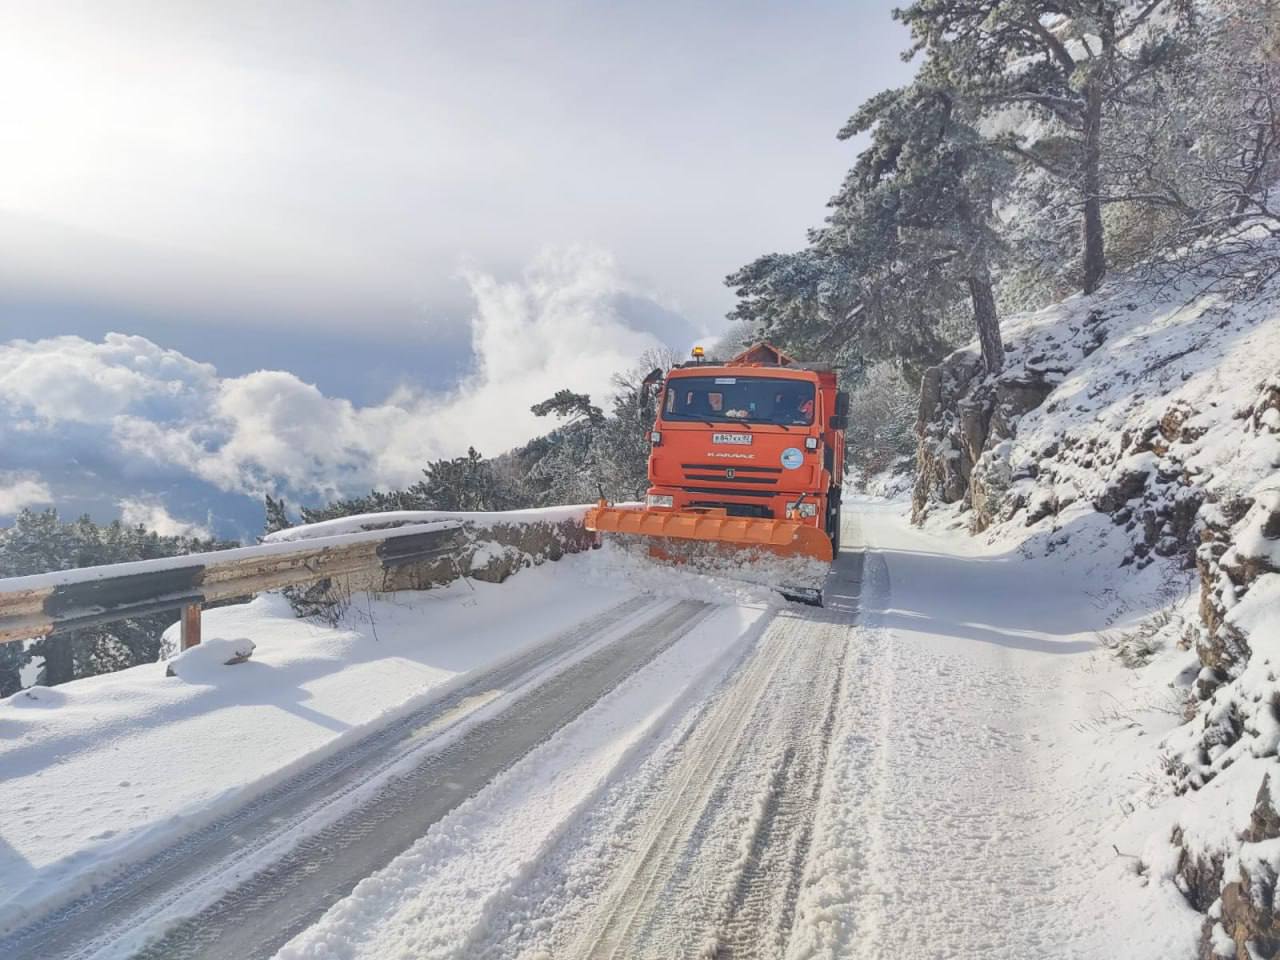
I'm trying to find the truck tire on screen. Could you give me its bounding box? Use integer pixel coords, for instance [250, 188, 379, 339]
[828, 502, 842, 555]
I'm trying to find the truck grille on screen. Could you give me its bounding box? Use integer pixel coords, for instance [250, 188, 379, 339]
[688, 501, 774, 519]
[681, 463, 781, 474]
[678, 486, 775, 498]
[680, 463, 781, 486]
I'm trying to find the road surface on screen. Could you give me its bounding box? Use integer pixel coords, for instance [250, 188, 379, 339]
[1, 503, 1141, 959]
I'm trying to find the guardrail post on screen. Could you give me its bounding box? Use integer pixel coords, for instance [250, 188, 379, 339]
[180, 602, 202, 650]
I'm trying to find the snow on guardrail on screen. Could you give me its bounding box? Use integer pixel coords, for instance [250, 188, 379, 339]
[0, 507, 597, 649]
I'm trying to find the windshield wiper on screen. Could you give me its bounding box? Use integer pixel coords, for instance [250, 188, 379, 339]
[737, 418, 788, 431]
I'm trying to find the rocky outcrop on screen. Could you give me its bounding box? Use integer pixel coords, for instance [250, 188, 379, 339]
[379, 517, 595, 590]
[1198, 776, 1280, 959]
[1176, 827, 1226, 914]
[910, 348, 1055, 531]
[911, 353, 985, 519]
[1194, 493, 1280, 700]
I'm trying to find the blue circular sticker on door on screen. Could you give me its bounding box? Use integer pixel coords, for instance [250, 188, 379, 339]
[780, 447, 804, 470]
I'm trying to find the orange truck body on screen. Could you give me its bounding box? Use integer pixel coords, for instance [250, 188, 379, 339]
[586, 344, 847, 577]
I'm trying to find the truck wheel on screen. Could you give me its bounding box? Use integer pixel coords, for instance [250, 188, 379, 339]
[829, 504, 842, 554]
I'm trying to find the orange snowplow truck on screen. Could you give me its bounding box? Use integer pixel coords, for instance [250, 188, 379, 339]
[586, 343, 848, 603]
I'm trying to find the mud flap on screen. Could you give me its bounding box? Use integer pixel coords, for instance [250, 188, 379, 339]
[780, 585, 823, 607]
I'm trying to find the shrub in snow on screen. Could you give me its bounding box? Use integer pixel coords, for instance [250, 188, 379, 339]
[165, 638, 256, 681]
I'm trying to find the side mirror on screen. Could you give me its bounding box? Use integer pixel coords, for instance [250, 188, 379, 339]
[640, 368, 664, 421]
[828, 391, 849, 430]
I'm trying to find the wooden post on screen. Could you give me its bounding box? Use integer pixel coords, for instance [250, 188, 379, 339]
[180, 602, 202, 650]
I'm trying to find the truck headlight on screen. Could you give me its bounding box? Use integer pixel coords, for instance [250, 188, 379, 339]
[786, 501, 818, 518]
[650, 430, 662, 445]
[646, 494, 675, 508]
[804, 436, 818, 451]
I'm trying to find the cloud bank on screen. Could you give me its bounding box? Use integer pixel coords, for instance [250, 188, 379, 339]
[0, 250, 695, 518]
[0, 474, 53, 515]
[118, 498, 212, 540]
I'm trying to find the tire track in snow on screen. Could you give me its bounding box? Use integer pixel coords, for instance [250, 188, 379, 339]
[571, 620, 798, 960]
[711, 612, 850, 959]
[133, 598, 713, 960]
[568, 545, 862, 960]
[0, 593, 662, 960]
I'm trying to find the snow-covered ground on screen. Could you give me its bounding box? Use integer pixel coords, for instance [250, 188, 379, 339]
[0, 556, 631, 932]
[0, 500, 1213, 959]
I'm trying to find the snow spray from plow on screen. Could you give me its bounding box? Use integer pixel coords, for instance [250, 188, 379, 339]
[586, 504, 831, 604]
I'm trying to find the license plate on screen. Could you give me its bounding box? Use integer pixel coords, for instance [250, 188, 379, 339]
[712, 433, 752, 445]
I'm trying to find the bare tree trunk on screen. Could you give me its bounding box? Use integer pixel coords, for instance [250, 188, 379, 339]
[1082, 79, 1107, 294]
[39, 634, 74, 686]
[967, 272, 1003, 374]
[1233, 82, 1278, 221]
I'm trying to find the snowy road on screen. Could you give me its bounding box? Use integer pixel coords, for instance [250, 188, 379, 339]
[3, 501, 1186, 959]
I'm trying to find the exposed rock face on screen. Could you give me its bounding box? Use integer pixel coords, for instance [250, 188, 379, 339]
[911, 352, 985, 521]
[1176, 826, 1226, 914]
[1196, 494, 1280, 698]
[379, 518, 595, 590]
[910, 347, 1054, 531]
[1200, 776, 1280, 959]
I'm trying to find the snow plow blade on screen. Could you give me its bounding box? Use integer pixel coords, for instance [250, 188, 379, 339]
[585, 505, 833, 563]
[585, 504, 832, 604]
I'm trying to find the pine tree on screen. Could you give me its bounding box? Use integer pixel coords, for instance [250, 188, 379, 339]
[263, 495, 293, 536]
[0, 509, 234, 688]
[896, 0, 1189, 294]
[836, 71, 1012, 373]
[529, 390, 605, 427]
[410, 447, 503, 511]
[724, 250, 877, 379]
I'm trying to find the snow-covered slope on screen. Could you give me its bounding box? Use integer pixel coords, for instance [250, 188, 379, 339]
[912, 262, 1280, 955]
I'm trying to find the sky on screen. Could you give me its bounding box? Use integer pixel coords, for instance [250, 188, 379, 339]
[0, 0, 916, 536]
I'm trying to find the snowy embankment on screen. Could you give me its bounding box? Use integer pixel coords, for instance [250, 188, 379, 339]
[0, 556, 630, 932]
[912, 264, 1280, 954]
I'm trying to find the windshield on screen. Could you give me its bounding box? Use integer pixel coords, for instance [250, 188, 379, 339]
[662, 376, 815, 426]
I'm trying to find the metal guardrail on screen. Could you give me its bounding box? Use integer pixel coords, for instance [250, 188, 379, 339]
[0, 522, 464, 649]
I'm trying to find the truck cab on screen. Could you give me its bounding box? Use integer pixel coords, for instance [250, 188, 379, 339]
[644, 344, 847, 550]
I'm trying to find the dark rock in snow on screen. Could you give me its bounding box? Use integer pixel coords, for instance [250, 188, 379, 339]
[1203, 776, 1280, 959]
[1093, 467, 1151, 514]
